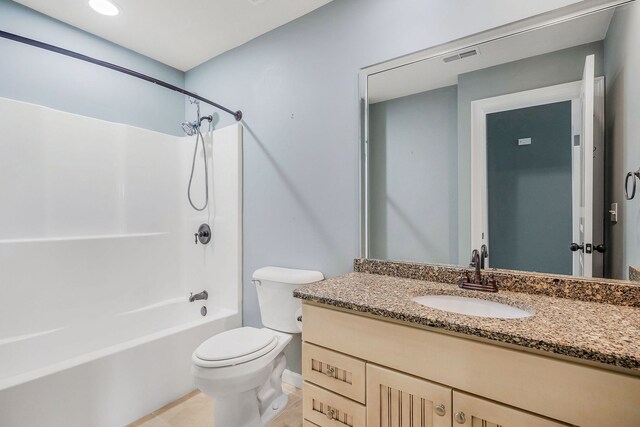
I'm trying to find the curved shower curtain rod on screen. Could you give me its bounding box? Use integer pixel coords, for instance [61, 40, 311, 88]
[0, 29, 243, 122]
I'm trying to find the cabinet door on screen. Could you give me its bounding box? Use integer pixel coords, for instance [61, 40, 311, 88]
[452, 392, 569, 427]
[367, 364, 452, 427]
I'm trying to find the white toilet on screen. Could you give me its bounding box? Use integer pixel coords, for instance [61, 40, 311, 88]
[192, 266, 323, 427]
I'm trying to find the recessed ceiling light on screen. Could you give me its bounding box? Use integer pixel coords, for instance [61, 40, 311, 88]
[89, 0, 119, 16]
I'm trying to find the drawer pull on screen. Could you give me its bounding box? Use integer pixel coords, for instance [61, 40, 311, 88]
[435, 403, 446, 416]
[325, 366, 335, 377]
[455, 411, 466, 424]
[326, 406, 335, 420]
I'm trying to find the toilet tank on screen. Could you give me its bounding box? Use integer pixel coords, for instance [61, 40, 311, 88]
[252, 266, 324, 333]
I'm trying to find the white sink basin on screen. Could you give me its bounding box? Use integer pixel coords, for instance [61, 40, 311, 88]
[412, 295, 532, 319]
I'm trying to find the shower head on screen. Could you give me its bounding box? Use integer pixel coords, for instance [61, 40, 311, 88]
[181, 115, 213, 136]
[181, 121, 197, 136]
[182, 95, 202, 136]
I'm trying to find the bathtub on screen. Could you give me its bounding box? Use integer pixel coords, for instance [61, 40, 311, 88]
[0, 299, 241, 426]
[0, 100, 243, 426]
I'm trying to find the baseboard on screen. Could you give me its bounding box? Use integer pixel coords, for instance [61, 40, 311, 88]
[282, 369, 303, 389]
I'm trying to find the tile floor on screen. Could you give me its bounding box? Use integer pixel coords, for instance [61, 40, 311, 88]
[128, 384, 303, 427]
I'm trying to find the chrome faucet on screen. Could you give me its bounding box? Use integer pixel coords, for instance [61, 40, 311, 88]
[189, 290, 208, 302]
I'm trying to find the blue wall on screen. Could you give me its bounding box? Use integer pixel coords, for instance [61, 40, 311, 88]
[184, 0, 584, 372]
[185, 0, 583, 329]
[0, 0, 185, 135]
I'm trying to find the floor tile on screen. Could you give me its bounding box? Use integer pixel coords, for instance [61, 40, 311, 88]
[128, 385, 302, 427]
[267, 393, 303, 427]
[156, 392, 214, 427]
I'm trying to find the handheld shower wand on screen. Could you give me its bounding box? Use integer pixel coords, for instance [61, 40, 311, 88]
[182, 99, 214, 211]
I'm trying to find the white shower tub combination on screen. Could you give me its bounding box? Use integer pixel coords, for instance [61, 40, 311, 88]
[0, 98, 243, 427]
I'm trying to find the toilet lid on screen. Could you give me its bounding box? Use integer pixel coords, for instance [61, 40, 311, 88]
[195, 327, 277, 362]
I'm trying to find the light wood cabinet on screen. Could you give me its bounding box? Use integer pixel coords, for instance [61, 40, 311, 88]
[302, 303, 640, 426]
[451, 391, 568, 427]
[367, 364, 451, 427]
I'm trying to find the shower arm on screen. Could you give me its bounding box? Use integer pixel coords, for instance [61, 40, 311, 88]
[199, 115, 213, 125]
[0, 30, 243, 122]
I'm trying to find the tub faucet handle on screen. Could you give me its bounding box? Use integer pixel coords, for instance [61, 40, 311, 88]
[194, 224, 212, 245]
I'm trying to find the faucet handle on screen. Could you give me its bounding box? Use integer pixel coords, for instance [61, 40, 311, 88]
[469, 249, 480, 267]
[480, 245, 488, 269]
[486, 273, 498, 291]
[195, 224, 212, 245]
[459, 272, 469, 288]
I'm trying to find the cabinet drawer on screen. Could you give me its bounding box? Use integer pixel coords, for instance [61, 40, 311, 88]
[452, 391, 570, 426]
[303, 382, 366, 427]
[303, 342, 366, 403]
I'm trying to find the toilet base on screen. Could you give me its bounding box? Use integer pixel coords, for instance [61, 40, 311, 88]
[214, 389, 289, 427]
[214, 389, 261, 427]
[260, 392, 288, 425]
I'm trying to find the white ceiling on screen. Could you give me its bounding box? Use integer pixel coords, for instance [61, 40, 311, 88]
[14, 0, 334, 71]
[368, 9, 614, 103]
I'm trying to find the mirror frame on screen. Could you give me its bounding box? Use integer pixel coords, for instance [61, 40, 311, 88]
[358, 0, 632, 262]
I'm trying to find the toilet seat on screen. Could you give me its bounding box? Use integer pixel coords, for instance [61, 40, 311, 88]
[193, 327, 278, 368]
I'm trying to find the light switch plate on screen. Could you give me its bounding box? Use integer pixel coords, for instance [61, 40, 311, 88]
[518, 138, 532, 146]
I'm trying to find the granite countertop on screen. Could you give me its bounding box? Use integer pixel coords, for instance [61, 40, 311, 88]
[294, 272, 640, 372]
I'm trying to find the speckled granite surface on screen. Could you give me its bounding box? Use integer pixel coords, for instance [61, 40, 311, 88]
[294, 272, 640, 372]
[354, 258, 640, 307]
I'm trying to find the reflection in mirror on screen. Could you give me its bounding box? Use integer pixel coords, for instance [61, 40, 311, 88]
[363, 1, 640, 281]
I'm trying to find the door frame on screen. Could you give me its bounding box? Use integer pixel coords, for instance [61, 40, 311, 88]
[470, 78, 604, 274]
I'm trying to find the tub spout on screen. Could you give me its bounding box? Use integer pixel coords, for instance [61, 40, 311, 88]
[189, 290, 208, 302]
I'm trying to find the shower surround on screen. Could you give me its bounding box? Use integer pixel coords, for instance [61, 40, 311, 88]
[0, 97, 242, 426]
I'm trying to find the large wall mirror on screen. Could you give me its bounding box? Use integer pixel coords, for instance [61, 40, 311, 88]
[360, 0, 640, 281]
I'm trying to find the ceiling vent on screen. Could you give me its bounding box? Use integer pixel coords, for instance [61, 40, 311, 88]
[443, 48, 479, 63]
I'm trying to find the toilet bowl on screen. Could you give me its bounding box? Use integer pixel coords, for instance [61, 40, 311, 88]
[192, 266, 323, 427]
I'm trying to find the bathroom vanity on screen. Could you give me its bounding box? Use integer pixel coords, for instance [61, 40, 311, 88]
[295, 261, 640, 427]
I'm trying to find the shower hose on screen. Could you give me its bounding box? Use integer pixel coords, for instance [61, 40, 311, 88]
[187, 127, 209, 211]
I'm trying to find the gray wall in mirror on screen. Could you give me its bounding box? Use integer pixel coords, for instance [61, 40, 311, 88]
[487, 102, 572, 275]
[367, 41, 604, 269]
[456, 41, 604, 264]
[605, 4, 640, 280]
[369, 85, 458, 264]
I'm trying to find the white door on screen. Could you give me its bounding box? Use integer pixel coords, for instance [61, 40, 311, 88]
[576, 54, 595, 277]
